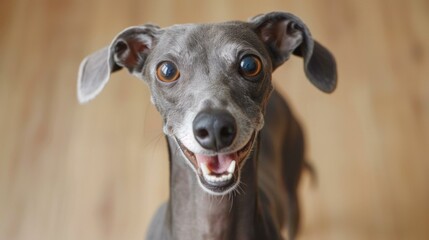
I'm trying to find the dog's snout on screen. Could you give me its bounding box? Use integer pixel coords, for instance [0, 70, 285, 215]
[193, 110, 237, 151]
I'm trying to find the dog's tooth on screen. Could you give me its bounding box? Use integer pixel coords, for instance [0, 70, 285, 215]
[205, 175, 211, 182]
[227, 161, 236, 173]
[204, 171, 234, 183]
[201, 163, 211, 176]
[219, 175, 225, 181]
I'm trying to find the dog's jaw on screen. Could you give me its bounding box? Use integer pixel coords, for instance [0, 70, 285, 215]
[174, 132, 257, 195]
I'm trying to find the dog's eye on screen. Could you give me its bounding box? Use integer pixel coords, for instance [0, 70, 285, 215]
[239, 55, 262, 79]
[156, 61, 180, 82]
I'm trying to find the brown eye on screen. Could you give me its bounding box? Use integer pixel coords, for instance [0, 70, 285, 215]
[239, 55, 262, 79]
[156, 61, 180, 82]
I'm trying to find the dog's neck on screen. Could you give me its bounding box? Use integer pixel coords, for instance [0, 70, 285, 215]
[165, 136, 274, 240]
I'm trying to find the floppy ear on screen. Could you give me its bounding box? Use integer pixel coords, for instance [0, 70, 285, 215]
[250, 12, 337, 93]
[77, 24, 160, 103]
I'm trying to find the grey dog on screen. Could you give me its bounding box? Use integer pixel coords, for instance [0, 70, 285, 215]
[77, 11, 337, 240]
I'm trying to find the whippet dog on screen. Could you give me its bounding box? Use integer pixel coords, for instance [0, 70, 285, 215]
[77, 11, 337, 240]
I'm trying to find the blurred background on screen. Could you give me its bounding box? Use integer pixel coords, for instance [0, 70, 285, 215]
[0, 0, 428, 239]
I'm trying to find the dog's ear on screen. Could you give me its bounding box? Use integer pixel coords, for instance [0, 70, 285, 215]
[77, 24, 160, 103]
[250, 12, 337, 93]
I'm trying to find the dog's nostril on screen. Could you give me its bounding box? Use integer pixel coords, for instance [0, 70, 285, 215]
[218, 124, 236, 149]
[220, 126, 234, 138]
[197, 129, 209, 138]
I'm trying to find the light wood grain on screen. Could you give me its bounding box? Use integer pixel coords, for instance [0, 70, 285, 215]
[1, 0, 428, 239]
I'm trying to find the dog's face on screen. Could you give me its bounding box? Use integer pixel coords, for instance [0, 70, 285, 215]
[77, 12, 337, 195]
[144, 23, 273, 194]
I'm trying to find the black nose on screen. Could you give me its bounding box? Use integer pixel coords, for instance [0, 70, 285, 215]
[193, 110, 237, 151]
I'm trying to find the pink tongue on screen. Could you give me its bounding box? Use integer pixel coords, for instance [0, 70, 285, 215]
[195, 153, 237, 174]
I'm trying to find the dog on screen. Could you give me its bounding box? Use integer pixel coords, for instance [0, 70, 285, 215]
[77, 11, 337, 240]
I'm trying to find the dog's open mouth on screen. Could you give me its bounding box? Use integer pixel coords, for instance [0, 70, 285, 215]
[176, 133, 256, 194]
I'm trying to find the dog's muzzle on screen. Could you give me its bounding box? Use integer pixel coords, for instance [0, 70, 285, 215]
[176, 131, 256, 195]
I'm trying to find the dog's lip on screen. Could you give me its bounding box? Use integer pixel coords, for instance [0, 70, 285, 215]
[177, 133, 255, 171]
[176, 133, 255, 190]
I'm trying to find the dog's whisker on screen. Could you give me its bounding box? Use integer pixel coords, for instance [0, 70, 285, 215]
[228, 194, 234, 213]
[141, 131, 163, 149]
[146, 133, 164, 161]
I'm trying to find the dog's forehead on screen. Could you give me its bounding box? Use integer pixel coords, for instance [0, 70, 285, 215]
[157, 22, 262, 58]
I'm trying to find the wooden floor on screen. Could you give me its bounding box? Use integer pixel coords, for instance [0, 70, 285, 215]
[1, 0, 428, 239]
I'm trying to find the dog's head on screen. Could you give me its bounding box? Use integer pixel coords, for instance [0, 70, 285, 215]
[77, 12, 336, 195]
